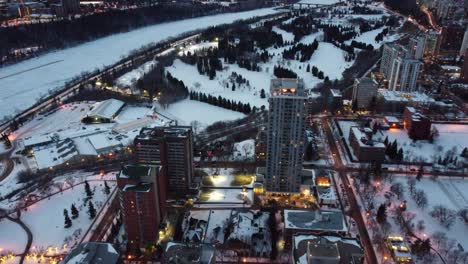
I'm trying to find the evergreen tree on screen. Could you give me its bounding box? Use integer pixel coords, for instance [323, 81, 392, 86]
[64, 209, 72, 228]
[306, 64, 310, 72]
[260, 89, 266, 99]
[104, 181, 111, 195]
[317, 71, 324, 79]
[84, 180, 93, 197]
[376, 204, 387, 224]
[416, 165, 423, 181]
[88, 201, 96, 219]
[232, 83, 236, 91]
[383, 136, 389, 146]
[71, 204, 79, 219]
[397, 148, 404, 162]
[312, 66, 318, 76]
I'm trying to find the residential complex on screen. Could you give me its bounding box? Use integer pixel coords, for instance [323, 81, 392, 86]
[134, 126, 194, 193]
[117, 164, 167, 251]
[266, 78, 307, 193]
[352, 77, 378, 109]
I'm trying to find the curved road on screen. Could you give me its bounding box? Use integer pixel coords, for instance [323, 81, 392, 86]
[6, 210, 33, 264]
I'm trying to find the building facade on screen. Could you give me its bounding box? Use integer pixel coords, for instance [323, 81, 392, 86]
[388, 57, 423, 92]
[61, 0, 80, 15]
[424, 30, 441, 57]
[380, 43, 409, 80]
[117, 165, 166, 251]
[461, 49, 468, 82]
[352, 77, 378, 109]
[403, 107, 432, 140]
[349, 126, 386, 162]
[408, 36, 426, 60]
[266, 78, 307, 193]
[134, 126, 194, 193]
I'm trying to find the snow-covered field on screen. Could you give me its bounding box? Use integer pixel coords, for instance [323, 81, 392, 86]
[232, 139, 255, 160]
[0, 7, 279, 119]
[337, 120, 468, 163]
[371, 175, 468, 254]
[298, 0, 340, 5]
[154, 99, 245, 127]
[10, 101, 170, 169]
[0, 171, 117, 255]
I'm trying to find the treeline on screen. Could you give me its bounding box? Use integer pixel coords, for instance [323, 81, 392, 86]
[383, 137, 404, 162]
[279, 15, 320, 42]
[189, 91, 253, 114]
[306, 64, 328, 81]
[375, 28, 389, 43]
[1, 1, 272, 65]
[282, 40, 319, 61]
[273, 66, 297, 79]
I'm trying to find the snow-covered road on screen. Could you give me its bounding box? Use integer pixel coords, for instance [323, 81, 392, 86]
[0, 7, 279, 119]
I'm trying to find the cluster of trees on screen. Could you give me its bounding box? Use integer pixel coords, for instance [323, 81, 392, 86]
[383, 137, 404, 162]
[63, 180, 109, 228]
[196, 55, 223, 80]
[273, 66, 297, 79]
[350, 40, 374, 50]
[228, 72, 250, 91]
[0, 3, 225, 65]
[351, 5, 384, 15]
[375, 28, 389, 43]
[279, 15, 319, 42]
[430, 205, 457, 229]
[282, 40, 319, 61]
[306, 64, 328, 80]
[189, 91, 253, 114]
[321, 24, 357, 43]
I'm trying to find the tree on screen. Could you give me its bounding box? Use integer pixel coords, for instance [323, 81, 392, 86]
[88, 201, 96, 219]
[416, 165, 423, 181]
[260, 89, 266, 99]
[84, 180, 93, 197]
[104, 181, 111, 195]
[306, 64, 310, 72]
[412, 189, 428, 209]
[390, 182, 404, 199]
[429, 205, 456, 229]
[407, 177, 416, 194]
[304, 142, 314, 161]
[411, 238, 432, 257]
[376, 204, 387, 224]
[64, 209, 72, 228]
[71, 204, 79, 219]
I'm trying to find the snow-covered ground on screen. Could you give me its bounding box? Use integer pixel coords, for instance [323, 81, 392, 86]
[0, 170, 117, 255]
[10, 101, 170, 169]
[232, 139, 255, 160]
[344, 27, 401, 49]
[115, 60, 157, 89]
[371, 175, 468, 254]
[178, 41, 218, 56]
[298, 0, 340, 5]
[337, 120, 468, 163]
[0, 7, 279, 119]
[154, 99, 245, 127]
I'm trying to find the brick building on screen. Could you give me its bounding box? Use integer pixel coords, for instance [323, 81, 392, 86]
[348, 126, 386, 162]
[134, 126, 193, 193]
[117, 164, 166, 251]
[403, 107, 432, 140]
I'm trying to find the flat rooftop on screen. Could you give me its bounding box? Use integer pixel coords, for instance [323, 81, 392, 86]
[284, 209, 347, 233]
[164, 242, 215, 264]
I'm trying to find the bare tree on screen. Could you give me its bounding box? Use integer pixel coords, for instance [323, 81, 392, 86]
[190, 120, 201, 135]
[407, 177, 416, 195]
[429, 205, 456, 229]
[390, 182, 405, 199]
[412, 189, 428, 209]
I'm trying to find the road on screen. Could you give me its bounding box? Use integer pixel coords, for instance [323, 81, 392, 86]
[6, 210, 33, 264]
[321, 117, 378, 264]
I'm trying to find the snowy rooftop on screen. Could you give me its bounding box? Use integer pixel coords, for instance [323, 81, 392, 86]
[378, 90, 435, 103]
[293, 234, 363, 264]
[87, 133, 122, 152]
[164, 242, 216, 264]
[87, 99, 125, 120]
[284, 209, 347, 232]
[350, 126, 385, 148]
[62, 242, 119, 264]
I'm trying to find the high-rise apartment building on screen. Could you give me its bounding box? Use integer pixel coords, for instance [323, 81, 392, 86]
[424, 30, 441, 57]
[117, 164, 166, 251]
[459, 27, 468, 56]
[134, 126, 193, 193]
[61, 0, 80, 15]
[388, 58, 423, 92]
[266, 78, 307, 193]
[380, 43, 409, 80]
[440, 24, 465, 57]
[408, 36, 426, 60]
[352, 77, 378, 109]
[461, 49, 468, 82]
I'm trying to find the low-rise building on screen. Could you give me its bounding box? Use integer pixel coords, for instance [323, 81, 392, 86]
[348, 126, 386, 162]
[284, 209, 347, 248]
[292, 235, 364, 264]
[60, 242, 120, 264]
[403, 107, 432, 140]
[376, 90, 435, 113]
[81, 99, 125, 124]
[163, 242, 216, 264]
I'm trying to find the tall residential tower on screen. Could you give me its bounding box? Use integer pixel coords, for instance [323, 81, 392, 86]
[266, 78, 307, 193]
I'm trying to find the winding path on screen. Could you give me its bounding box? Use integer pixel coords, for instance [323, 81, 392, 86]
[6, 210, 33, 264]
